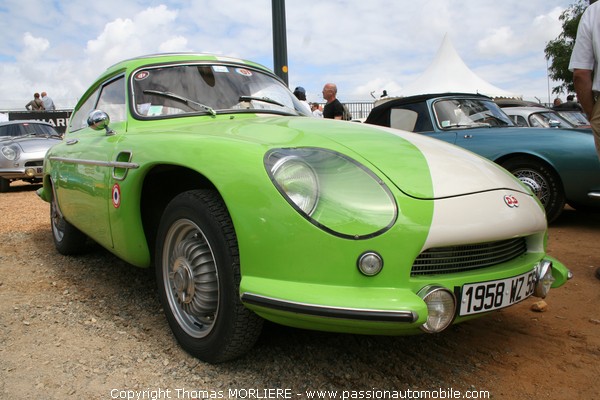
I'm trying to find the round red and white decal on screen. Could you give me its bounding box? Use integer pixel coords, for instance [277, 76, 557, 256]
[112, 183, 121, 208]
[504, 194, 519, 208]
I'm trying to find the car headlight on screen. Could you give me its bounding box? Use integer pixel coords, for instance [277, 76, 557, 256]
[265, 148, 398, 238]
[418, 286, 456, 333]
[271, 155, 319, 215]
[1, 145, 20, 161]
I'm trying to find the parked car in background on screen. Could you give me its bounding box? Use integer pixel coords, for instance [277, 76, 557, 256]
[495, 98, 591, 129]
[554, 110, 591, 128]
[37, 55, 570, 363]
[501, 106, 574, 128]
[365, 92, 600, 222]
[0, 120, 61, 192]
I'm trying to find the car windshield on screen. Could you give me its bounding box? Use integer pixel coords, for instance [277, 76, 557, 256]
[528, 112, 572, 128]
[0, 123, 59, 139]
[132, 63, 309, 118]
[556, 110, 590, 127]
[433, 98, 514, 129]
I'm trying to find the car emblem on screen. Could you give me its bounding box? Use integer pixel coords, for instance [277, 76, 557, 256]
[504, 194, 519, 208]
[112, 183, 121, 208]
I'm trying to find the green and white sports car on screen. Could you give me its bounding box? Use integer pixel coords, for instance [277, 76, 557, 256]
[38, 54, 571, 363]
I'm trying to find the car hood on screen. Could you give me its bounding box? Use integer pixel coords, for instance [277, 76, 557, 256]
[5, 137, 62, 152]
[142, 115, 529, 200]
[314, 121, 529, 199]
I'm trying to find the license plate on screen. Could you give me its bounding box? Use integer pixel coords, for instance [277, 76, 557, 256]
[459, 269, 536, 316]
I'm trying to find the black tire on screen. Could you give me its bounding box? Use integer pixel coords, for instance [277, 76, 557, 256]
[155, 190, 263, 363]
[501, 157, 565, 223]
[50, 189, 88, 255]
[0, 177, 10, 193]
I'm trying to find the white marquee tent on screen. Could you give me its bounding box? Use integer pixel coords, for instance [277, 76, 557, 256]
[401, 35, 521, 99]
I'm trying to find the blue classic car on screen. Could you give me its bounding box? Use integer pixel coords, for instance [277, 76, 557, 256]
[365, 93, 600, 222]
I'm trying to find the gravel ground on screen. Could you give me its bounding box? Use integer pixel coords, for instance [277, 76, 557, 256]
[1, 183, 599, 400]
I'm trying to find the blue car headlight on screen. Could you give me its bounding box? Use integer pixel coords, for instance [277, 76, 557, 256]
[265, 148, 398, 238]
[1, 145, 20, 161]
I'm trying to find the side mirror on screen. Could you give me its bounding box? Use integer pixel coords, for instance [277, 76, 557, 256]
[87, 109, 115, 135]
[548, 119, 561, 128]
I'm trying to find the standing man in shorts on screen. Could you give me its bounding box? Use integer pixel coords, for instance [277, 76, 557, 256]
[570, 0, 600, 156]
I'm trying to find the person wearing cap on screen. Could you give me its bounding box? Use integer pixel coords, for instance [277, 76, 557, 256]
[293, 86, 312, 115]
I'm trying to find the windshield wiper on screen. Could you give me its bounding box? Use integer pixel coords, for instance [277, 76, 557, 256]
[238, 96, 285, 108]
[143, 90, 216, 116]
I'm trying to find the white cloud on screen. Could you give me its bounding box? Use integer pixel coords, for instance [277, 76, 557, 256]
[20, 32, 50, 60]
[0, 0, 575, 109]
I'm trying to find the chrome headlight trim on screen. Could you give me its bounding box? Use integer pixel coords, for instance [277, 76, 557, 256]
[418, 285, 456, 333]
[1, 145, 19, 161]
[534, 260, 555, 298]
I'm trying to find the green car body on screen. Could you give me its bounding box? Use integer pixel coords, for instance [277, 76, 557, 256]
[39, 54, 570, 363]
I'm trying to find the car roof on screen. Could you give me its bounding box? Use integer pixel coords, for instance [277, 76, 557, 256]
[103, 52, 272, 78]
[501, 107, 558, 117]
[494, 99, 546, 108]
[367, 92, 493, 123]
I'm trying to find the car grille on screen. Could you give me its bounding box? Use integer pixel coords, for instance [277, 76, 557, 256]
[411, 237, 527, 276]
[24, 160, 43, 167]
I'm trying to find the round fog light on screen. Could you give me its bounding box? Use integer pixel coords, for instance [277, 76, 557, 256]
[534, 260, 555, 298]
[25, 168, 35, 177]
[357, 252, 383, 276]
[418, 286, 456, 333]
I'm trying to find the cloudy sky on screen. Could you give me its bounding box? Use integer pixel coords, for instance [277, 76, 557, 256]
[0, 0, 579, 110]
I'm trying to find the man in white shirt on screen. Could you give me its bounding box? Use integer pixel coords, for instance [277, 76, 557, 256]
[569, 0, 600, 156]
[41, 91, 56, 110]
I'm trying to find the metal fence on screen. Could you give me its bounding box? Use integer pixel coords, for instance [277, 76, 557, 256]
[343, 102, 375, 120]
[313, 101, 376, 120]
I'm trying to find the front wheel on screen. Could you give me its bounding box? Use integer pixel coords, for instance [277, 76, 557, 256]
[501, 157, 565, 223]
[50, 189, 88, 254]
[155, 190, 263, 363]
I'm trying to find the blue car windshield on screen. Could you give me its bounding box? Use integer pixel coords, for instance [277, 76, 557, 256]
[433, 98, 515, 129]
[131, 63, 309, 118]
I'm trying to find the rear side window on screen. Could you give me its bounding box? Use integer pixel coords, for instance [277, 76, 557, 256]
[391, 102, 433, 132]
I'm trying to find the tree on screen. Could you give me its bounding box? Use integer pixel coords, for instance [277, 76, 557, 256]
[544, 0, 588, 95]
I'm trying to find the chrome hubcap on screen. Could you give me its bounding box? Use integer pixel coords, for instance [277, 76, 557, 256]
[514, 170, 549, 206]
[163, 220, 219, 338]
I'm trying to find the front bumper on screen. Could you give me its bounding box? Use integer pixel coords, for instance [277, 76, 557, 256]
[0, 165, 44, 180]
[240, 257, 571, 335]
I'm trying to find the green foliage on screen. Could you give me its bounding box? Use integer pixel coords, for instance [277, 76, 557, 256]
[544, 0, 588, 94]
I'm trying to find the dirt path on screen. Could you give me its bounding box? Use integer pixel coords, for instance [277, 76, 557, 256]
[1, 184, 599, 399]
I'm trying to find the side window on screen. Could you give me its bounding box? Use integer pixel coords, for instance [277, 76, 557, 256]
[68, 75, 125, 133]
[390, 109, 418, 132]
[69, 89, 100, 132]
[97, 76, 126, 123]
[391, 102, 433, 133]
[515, 116, 528, 127]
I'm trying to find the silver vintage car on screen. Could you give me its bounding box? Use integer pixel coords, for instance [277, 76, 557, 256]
[0, 120, 62, 192]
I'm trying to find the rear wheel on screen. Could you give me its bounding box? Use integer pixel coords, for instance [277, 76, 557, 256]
[501, 157, 565, 223]
[50, 189, 88, 254]
[155, 190, 263, 363]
